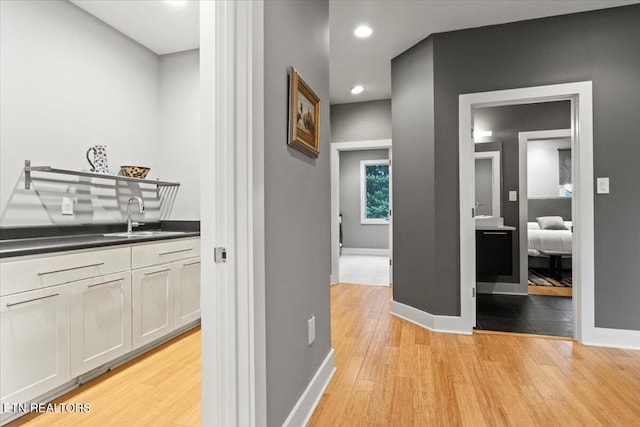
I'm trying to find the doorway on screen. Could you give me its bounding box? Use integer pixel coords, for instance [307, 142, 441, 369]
[458, 82, 595, 343]
[331, 140, 392, 287]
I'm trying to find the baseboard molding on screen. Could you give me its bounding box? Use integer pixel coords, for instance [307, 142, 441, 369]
[477, 282, 527, 295]
[282, 348, 336, 427]
[390, 300, 471, 335]
[341, 248, 389, 256]
[582, 327, 640, 350]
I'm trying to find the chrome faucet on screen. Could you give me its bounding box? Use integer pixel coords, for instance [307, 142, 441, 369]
[126, 196, 145, 233]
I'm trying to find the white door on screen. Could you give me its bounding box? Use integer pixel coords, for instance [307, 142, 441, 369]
[132, 265, 174, 349]
[173, 258, 201, 328]
[0, 285, 71, 406]
[70, 272, 132, 377]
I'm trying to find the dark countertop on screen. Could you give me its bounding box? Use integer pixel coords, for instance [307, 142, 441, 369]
[0, 221, 200, 259]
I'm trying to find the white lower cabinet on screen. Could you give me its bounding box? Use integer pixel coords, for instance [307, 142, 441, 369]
[174, 257, 201, 328]
[132, 265, 175, 349]
[0, 285, 71, 407]
[70, 272, 132, 378]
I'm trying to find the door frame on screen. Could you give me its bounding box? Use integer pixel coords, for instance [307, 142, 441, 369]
[517, 129, 572, 293]
[458, 81, 594, 343]
[200, 1, 266, 426]
[330, 139, 392, 285]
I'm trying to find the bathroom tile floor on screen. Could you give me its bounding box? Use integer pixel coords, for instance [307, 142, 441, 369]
[476, 294, 572, 337]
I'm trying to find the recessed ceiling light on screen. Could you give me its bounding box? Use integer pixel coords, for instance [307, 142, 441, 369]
[354, 26, 373, 38]
[351, 85, 364, 95]
[166, 0, 187, 6]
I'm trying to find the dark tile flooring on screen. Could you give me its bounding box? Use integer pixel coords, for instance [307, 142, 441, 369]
[476, 294, 572, 337]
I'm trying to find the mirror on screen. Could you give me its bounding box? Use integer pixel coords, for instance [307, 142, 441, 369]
[474, 151, 501, 217]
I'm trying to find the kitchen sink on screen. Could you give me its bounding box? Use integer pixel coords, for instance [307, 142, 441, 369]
[103, 231, 188, 238]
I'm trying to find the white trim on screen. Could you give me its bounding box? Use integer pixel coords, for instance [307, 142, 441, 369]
[582, 328, 640, 350]
[281, 349, 336, 427]
[390, 300, 470, 335]
[518, 129, 572, 297]
[201, 2, 265, 426]
[341, 248, 390, 256]
[459, 81, 595, 345]
[360, 159, 390, 224]
[330, 139, 392, 285]
[476, 282, 528, 295]
[474, 151, 501, 217]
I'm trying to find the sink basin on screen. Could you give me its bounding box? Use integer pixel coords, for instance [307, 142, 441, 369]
[103, 231, 188, 238]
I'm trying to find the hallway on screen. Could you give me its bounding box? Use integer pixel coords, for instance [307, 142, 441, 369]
[309, 284, 640, 426]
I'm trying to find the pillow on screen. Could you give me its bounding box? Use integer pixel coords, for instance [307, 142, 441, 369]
[527, 222, 540, 230]
[536, 216, 568, 230]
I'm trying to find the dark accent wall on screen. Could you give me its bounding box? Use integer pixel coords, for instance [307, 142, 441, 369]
[264, 1, 331, 425]
[391, 38, 442, 314]
[330, 99, 391, 142]
[529, 198, 572, 222]
[392, 5, 640, 330]
[474, 102, 571, 284]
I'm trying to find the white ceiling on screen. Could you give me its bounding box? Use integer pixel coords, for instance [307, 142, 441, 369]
[70, 0, 199, 55]
[330, 0, 640, 104]
[69, 0, 638, 103]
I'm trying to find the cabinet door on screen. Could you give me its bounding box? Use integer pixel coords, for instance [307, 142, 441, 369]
[70, 272, 132, 378]
[1, 285, 71, 406]
[132, 265, 174, 349]
[174, 258, 201, 328]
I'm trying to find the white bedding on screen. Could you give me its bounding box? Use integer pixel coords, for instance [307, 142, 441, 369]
[527, 222, 572, 256]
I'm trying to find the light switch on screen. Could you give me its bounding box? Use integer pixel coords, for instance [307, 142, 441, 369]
[509, 191, 518, 202]
[597, 177, 610, 194]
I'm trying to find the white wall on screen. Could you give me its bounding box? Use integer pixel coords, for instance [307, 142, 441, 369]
[157, 50, 200, 220]
[527, 138, 571, 198]
[0, 0, 200, 226]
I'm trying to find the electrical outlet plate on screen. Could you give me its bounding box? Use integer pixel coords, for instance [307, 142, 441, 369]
[61, 197, 74, 215]
[509, 191, 518, 202]
[597, 177, 610, 194]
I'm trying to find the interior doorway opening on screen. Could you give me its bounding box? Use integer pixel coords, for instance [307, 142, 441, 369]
[458, 82, 595, 343]
[331, 140, 392, 287]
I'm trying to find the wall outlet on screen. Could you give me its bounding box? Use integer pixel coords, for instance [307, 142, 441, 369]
[597, 177, 610, 194]
[308, 315, 316, 345]
[61, 197, 74, 215]
[509, 191, 518, 202]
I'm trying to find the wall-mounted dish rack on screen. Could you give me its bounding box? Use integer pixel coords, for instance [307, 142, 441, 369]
[24, 160, 180, 197]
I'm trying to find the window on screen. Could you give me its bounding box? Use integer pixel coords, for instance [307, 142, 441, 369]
[360, 159, 390, 224]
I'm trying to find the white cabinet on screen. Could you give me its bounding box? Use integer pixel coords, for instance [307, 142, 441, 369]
[173, 257, 201, 328]
[131, 265, 175, 349]
[1, 285, 71, 407]
[70, 272, 132, 378]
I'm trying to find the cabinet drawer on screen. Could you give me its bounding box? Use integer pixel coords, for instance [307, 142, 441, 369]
[1, 247, 131, 297]
[131, 238, 200, 270]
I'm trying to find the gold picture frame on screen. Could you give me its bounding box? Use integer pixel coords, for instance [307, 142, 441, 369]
[288, 66, 320, 158]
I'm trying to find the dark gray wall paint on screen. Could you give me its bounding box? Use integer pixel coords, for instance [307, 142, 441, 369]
[330, 99, 392, 142]
[391, 38, 441, 314]
[393, 5, 640, 329]
[474, 102, 571, 284]
[529, 198, 572, 222]
[263, 1, 331, 425]
[340, 149, 389, 249]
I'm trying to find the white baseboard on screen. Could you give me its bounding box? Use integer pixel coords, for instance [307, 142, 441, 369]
[390, 300, 471, 335]
[341, 248, 389, 256]
[477, 282, 528, 295]
[582, 327, 640, 350]
[282, 348, 336, 427]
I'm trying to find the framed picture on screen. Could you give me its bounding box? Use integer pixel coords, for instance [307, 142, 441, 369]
[288, 66, 320, 158]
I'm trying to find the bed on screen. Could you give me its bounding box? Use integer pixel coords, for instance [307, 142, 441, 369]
[527, 220, 572, 256]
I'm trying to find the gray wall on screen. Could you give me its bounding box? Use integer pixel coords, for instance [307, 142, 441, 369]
[330, 99, 392, 142]
[474, 102, 571, 284]
[391, 38, 438, 313]
[339, 149, 389, 249]
[392, 4, 640, 330]
[263, 1, 331, 426]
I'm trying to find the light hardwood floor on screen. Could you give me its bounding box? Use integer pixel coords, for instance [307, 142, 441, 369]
[528, 284, 573, 297]
[309, 284, 640, 426]
[8, 285, 639, 426]
[7, 327, 201, 427]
